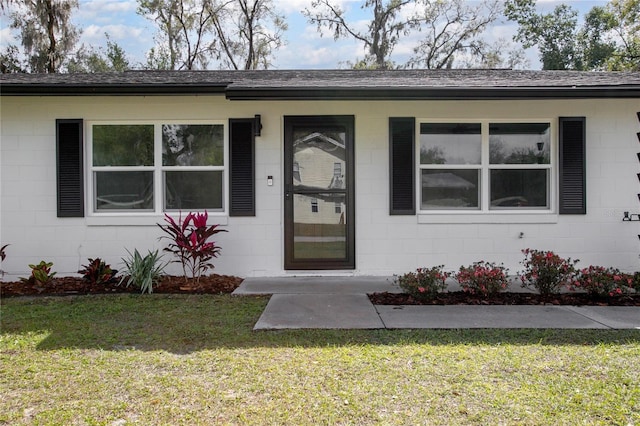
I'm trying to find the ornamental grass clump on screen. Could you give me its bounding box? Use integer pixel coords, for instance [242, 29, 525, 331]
[455, 261, 510, 296]
[394, 266, 449, 301]
[573, 265, 632, 298]
[519, 248, 579, 297]
[119, 249, 166, 294]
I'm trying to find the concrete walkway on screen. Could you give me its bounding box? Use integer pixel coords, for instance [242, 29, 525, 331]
[232, 276, 640, 330]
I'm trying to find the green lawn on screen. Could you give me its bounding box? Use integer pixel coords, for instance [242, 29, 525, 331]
[1, 294, 638, 425]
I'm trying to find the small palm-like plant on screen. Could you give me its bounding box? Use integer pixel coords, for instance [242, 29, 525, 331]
[119, 249, 166, 294]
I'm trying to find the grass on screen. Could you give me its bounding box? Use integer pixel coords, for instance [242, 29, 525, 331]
[1, 294, 639, 425]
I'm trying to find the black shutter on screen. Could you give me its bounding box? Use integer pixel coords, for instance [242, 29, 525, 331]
[389, 117, 415, 215]
[229, 119, 255, 216]
[559, 117, 586, 214]
[56, 119, 84, 217]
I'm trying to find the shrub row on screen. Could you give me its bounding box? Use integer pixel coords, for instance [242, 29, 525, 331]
[0, 212, 225, 294]
[395, 249, 640, 301]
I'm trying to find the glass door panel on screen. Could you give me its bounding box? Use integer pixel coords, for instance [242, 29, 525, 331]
[284, 116, 354, 269]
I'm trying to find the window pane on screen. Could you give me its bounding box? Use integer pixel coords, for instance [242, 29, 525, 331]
[489, 123, 550, 164]
[93, 125, 154, 166]
[293, 193, 346, 260]
[164, 171, 223, 210]
[420, 123, 481, 165]
[95, 171, 153, 211]
[421, 169, 480, 209]
[162, 124, 224, 166]
[490, 169, 549, 208]
[292, 127, 346, 190]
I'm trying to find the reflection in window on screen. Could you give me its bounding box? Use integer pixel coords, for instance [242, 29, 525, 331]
[91, 122, 225, 213]
[95, 171, 154, 211]
[164, 171, 223, 210]
[490, 170, 549, 209]
[162, 124, 223, 166]
[419, 121, 552, 211]
[93, 125, 154, 166]
[420, 123, 481, 165]
[490, 123, 550, 164]
[421, 170, 480, 210]
[293, 128, 346, 190]
[293, 162, 301, 182]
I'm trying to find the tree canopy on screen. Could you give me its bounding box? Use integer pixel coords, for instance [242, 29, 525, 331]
[505, 0, 639, 71]
[1, 0, 638, 73]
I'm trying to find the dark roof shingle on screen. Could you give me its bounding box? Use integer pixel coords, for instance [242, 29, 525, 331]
[2, 69, 639, 99]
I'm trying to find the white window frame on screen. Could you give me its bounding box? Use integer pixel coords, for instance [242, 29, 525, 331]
[85, 120, 228, 224]
[417, 119, 557, 224]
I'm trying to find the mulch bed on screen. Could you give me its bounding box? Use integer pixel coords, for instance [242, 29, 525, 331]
[0, 274, 243, 298]
[369, 291, 640, 306]
[3, 276, 639, 306]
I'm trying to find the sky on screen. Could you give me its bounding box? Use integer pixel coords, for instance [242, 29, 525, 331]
[0, 0, 609, 70]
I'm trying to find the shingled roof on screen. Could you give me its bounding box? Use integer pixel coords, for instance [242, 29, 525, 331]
[2, 69, 639, 99]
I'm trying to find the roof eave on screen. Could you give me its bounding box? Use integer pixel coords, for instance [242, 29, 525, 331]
[0, 84, 229, 96]
[224, 86, 640, 100]
[1, 84, 638, 99]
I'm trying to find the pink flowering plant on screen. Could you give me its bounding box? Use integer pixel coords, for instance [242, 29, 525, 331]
[519, 248, 579, 296]
[455, 261, 510, 296]
[394, 266, 450, 301]
[158, 211, 227, 283]
[573, 265, 632, 298]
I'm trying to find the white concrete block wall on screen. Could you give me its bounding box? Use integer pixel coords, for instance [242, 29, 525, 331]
[1, 96, 640, 279]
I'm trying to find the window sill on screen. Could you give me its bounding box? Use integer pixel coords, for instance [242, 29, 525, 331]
[417, 212, 558, 224]
[85, 214, 229, 227]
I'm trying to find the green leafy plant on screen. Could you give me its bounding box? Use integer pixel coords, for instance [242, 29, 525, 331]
[631, 272, 640, 292]
[21, 261, 56, 286]
[455, 261, 510, 296]
[158, 211, 227, 283]
[572, 266, 632, 298]
[78, 258, 118, 285]
[519, 249, 579, 296]
[394, 266, 450, 301]
[119, 249, 166, 294]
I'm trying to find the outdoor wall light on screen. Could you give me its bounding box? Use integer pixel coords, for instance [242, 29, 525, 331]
[623, 211, 640, 221]
[254, 114, 262, 137]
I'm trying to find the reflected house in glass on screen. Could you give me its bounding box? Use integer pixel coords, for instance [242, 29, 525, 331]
[421, 172, 477, 209]
[292, 131, 346, 225]
[1, 69, 639, 278]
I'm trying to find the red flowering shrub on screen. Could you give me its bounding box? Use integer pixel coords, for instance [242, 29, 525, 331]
[158, 211, 227, 283]
[519, 248, 579, 296]
[632, 272, 640, 292]
[394, 266, 450, 301]
[455, 261, 510, 296]
[573, 266, 632, 298]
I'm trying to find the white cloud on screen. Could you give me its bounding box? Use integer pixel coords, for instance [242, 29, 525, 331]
[77, 0, 138, 20]
[82, 24, 144, 41]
